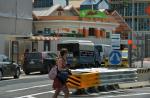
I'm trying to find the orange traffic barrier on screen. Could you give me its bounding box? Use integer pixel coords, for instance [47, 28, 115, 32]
[67, 72, 100, 89]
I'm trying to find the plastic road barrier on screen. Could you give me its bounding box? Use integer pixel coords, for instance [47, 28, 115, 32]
[67, 72, 100, 89]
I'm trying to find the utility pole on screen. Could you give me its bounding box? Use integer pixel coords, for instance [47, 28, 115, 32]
[129, 0, 134, 67]
[141, 33, 144, 68]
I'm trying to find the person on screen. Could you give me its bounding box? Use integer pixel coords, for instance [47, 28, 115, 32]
[52, 48, 69, 98]
[32, 48, 37, 52]
[24, 49, 29, 63]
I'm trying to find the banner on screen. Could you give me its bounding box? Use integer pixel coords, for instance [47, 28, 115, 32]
[79, 9, 107, 18]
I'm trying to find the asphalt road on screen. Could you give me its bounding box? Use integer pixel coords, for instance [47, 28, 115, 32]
[0, 73, 150, 98]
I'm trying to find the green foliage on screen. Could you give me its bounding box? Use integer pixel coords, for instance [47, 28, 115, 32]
[80, 9, 107, 18]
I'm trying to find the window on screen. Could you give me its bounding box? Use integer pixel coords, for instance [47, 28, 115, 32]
[106, 32, 110, 38]
[44, 28, 51, 35]
[32, 41, 38, 52]
[89, 28, 95, 36]
[44, 41, 50, 51]
[138, 18, 150, 31]
[33, 0, 53, 8]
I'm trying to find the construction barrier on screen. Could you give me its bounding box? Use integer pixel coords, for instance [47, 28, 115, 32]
[66, 68, 137, 95]
[67, 72, 100, 89]
[137, 68, 150, 74]
[118, 68, 150, 89]
[136, 68, 150, 82]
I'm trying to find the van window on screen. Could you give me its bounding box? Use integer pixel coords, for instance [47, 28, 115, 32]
[95, 45, 103, 52]
[103, 45, 111, 57]
[80, 51, 94, 56]
[57, 43, 79, 57]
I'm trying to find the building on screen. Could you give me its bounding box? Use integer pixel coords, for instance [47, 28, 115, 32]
[33, 0, 69, 8]
[0, 0, 32, 62]
[69, 0, 85, 9]
[32, 4, 131, 53]
[80, 0, 109, 10]
[110, 0, 150, 58]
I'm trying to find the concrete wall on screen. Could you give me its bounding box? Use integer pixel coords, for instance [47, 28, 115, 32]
[0, 0, 32, 55]
[0, 0, 32, 35]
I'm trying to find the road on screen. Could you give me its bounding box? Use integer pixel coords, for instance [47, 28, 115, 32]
[0, 73, 150, 98]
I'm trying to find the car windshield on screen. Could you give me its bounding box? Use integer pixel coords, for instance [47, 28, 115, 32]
[27, 53, 42, 59]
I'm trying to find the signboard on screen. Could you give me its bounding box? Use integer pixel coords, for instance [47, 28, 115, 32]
[109, 50, 122, 65]
[111, 34, 121, 50]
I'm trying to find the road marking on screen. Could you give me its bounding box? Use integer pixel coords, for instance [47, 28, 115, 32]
[99, 93, 150, 98]
[14, 90, 150, 98]
[14, 90, 55, 98]
[6, 84, 52, 93]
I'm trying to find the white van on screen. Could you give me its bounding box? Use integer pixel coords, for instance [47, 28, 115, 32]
[57, 40, 95, 68]
[94, 44, 112, 66]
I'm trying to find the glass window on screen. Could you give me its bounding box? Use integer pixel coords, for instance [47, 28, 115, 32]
[44, 41, 50, 51]
[27, 53, 42, 59]
[106, 32, 110, 38]
[138, 18, 150, 31]
[89, 28, 95, 36]
[33, 0, 53, 8]
[32, 41, 38, 52]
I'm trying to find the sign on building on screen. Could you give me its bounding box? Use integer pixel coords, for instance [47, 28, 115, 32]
[111, 34, 121, 50]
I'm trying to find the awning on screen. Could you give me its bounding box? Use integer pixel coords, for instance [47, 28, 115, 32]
[31, 36, 60, 41]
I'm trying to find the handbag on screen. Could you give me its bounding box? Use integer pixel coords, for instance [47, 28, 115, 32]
[48, 65, 57, 80]
[57, 69, 72, 84]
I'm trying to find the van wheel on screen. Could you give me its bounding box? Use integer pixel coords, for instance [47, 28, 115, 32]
[95, 61, 101, 67]
[14, 68, 20, 79]
[0, 70, 2, 80]
[25, 70, 30, 75]
[40, 70, 45, 74]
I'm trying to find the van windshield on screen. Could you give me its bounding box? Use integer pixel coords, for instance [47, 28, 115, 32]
[95, 46, 103, 52]
[57, 43, 79, 56]
[27, 53, 42, 59]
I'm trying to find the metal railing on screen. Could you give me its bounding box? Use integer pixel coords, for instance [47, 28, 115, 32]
[67, 68, 137, 95]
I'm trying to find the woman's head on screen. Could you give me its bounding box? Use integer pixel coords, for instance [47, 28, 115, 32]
[60, 48, 68, 58]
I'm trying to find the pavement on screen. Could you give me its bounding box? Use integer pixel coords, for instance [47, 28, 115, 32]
[0, 73, 150, 98]
[133, 60, 150, 68]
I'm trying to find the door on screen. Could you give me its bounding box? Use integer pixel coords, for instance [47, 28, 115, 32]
[12, 41, 19, 63]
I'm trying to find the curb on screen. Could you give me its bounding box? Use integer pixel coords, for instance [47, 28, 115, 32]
[118, 81, 150, 89]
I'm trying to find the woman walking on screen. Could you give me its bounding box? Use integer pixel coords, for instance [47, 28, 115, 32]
[52, 48, 69, 98]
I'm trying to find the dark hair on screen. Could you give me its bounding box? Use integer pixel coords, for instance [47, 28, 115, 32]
[25, 49, 29, 53]
[60, 48, 68, 57]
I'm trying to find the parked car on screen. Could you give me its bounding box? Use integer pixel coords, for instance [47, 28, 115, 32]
[23, 51, 57, 75]
[0, 54, 20, 80]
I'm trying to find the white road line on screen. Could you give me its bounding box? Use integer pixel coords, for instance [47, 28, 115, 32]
[14, 90, 55, 98]
[14, 91, 150, 98]
[6, 84, 52, 93]
[99, 93, 150, 98]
